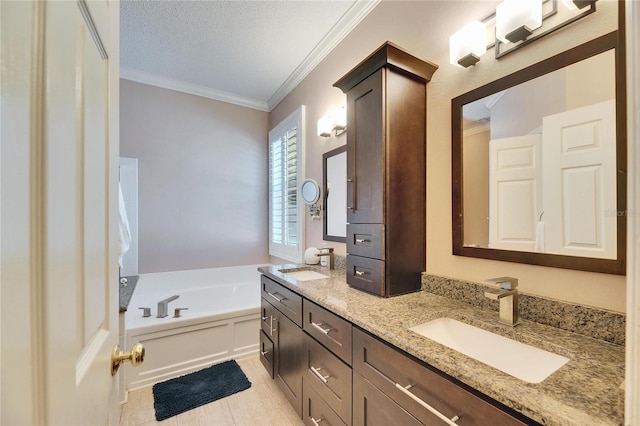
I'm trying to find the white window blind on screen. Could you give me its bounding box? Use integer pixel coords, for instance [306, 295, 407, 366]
[269, 106, 305, 262]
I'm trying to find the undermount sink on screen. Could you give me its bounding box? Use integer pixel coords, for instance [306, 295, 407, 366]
[410, 318, 569, 383]
[278, 268, 329, 281]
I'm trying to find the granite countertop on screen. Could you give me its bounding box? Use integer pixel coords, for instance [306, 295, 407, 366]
[258, 264, 625, 426]
[119, 275, 139, 313]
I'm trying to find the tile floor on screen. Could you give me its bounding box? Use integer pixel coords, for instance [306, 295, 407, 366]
[119, 355, 305, 426]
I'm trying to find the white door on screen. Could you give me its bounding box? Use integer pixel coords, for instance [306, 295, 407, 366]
[488, 134, 543, 251]
[542, 100, 617, 259]
[1, 1, 122, 424]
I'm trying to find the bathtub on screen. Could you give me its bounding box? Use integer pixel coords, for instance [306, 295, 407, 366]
[124, 264, 269, 390]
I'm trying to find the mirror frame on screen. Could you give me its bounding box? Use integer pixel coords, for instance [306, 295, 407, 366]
[451, 30, 627, 275]
[323, 145, 347, 243]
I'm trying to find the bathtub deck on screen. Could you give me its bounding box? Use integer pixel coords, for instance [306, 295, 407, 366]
[119, 355, 303, 426]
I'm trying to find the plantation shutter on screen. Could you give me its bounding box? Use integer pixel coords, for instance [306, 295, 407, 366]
[268, 106, 305, 262]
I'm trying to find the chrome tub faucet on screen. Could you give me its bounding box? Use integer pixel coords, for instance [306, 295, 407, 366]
[157, 295, 180, 318]
[484, 277, 519, 327]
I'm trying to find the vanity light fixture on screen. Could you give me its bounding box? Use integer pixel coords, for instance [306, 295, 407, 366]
[449, 21, 487, 68]
[317, 106, 347, 138]
[496, 0, 542, 43]
[450, 0, 597, 66]
[317, 115, 333, 137]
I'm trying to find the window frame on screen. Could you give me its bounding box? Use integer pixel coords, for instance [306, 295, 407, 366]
[268, 105, 306, 262]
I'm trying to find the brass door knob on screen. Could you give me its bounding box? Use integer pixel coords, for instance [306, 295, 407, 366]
[111, 343, 145, 376]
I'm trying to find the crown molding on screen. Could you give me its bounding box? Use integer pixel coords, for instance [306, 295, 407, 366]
[120, 67, 270, 112]
[266, 0, 381, 111]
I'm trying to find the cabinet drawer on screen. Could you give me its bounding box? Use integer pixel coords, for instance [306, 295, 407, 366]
[259, 330, 274, 378]
[347, 224, 385, 260]
[261, 298, 278, 340]
[353, 328, 529, 426]
[261, 275, 303, 326]
[304, 379, 348, 426]
[353, 371, 421, 426]
[346, 256, 385, 296]
[304, 334, 352, 424]
[303, 299, 352, 365]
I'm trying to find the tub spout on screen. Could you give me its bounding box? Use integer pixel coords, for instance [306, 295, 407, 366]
[157, 295, 180, 318]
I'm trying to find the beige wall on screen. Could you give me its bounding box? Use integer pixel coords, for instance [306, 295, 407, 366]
[121, 80, 270, 273]
[270, 0, 625, 312]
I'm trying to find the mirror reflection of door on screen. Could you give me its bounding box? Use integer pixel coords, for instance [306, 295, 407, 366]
[462, 48, 617, 259]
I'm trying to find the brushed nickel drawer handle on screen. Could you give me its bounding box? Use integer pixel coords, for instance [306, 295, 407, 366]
[347, 206, 354, 210]
[311, 321, 332, 335]
[310, 366, 330, 384]
[311, 417, 323, 426]
[355, 270, 365, 276]
[395, 383, 461, 425]
[355, 238, 369, 243]
[347, 178, 354, 182]
[260, 350, 269, 356]
[267, 292, 285, 303]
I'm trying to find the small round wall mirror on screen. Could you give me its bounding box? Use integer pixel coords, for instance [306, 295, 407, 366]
[301, 179, 321, 205]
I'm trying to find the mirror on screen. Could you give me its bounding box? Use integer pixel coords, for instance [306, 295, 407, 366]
[301, 178, 321, 220]
[323, 145, 347, 242]
[452, 32, 626, 275]
[301, 178, 321, 205]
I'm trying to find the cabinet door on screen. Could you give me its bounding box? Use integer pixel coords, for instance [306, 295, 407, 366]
[274, 309, 305, 418]
[353, 372, 422, 426]
[347, 68, 384, 224]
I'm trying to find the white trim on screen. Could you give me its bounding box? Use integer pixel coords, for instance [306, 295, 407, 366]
[626, 0, 640, 424]
[119, 67, 270, 112]
[267, 0, 380, 111]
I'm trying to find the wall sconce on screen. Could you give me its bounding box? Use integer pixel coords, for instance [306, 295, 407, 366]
[450, 21, 487, 68]
[317, 106, 347, 138]
[450, 0, 597, 66]
[496, 0, 542, 43]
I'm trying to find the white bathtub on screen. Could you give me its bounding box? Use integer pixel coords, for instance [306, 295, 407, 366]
[124, 264, 268, 390]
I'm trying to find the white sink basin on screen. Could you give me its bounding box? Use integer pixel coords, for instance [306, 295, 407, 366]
[410, 318, 569, 383]
[279, 269, 329, 281]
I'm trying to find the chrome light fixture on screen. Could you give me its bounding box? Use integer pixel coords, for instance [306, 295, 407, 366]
[450, 21, 487, 68]
[317, 106, 347, 138]
[496, 0, 542, 43]
[450, 0, 597, 67]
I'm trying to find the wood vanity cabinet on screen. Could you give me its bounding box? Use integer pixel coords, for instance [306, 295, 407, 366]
[259, 276, 305, 417]
[334, 42, 438, 297]
[352, 327, 533, 426]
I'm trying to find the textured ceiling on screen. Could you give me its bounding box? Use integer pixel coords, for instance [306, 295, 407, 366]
[120, 0, 377, 111]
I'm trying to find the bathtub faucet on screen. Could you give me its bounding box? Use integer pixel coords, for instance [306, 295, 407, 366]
[157, 295, 180, 318]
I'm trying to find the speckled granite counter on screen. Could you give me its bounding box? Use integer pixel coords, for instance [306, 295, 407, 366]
[258, 264, 625, 426]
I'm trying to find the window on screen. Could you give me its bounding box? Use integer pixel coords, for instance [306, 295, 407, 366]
[269, 106, 305, 262]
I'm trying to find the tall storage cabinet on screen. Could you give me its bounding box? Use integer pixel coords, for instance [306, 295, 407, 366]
[334, 42, 438, 297]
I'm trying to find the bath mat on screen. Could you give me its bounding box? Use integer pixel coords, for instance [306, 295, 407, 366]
[152, 359, 251, 421]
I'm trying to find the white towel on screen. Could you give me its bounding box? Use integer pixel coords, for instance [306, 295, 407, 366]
[119, 183, 131, 268]
[534, 221, 545, 253]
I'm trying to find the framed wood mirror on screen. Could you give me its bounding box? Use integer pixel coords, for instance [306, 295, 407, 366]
[323, 145, 347, 242]
[452, 31, 626, 275]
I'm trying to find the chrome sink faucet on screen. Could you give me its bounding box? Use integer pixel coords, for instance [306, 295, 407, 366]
[157, 295, 180, 318]
[484, 277, 519, 327]
[317, 247, 335, 269]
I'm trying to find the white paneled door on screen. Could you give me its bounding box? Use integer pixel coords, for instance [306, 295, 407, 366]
[542, 100, 617, 259]
[1, 1, 121, 424]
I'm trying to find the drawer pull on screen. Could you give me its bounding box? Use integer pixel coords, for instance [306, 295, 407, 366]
[347, 206, 354, 210]
[355, 238, 369, 243]
[266, 292, 285, 303]
[355, 270, 365, 276]
[347, 178, 354, 182]
[310, 366, 330, 384]
[311, 321, 344, 347]
[260, 350, 269, 356]
[311, 417, 323, 426]
[311, 321, 332, 335]
[395, 383, 461, 426]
